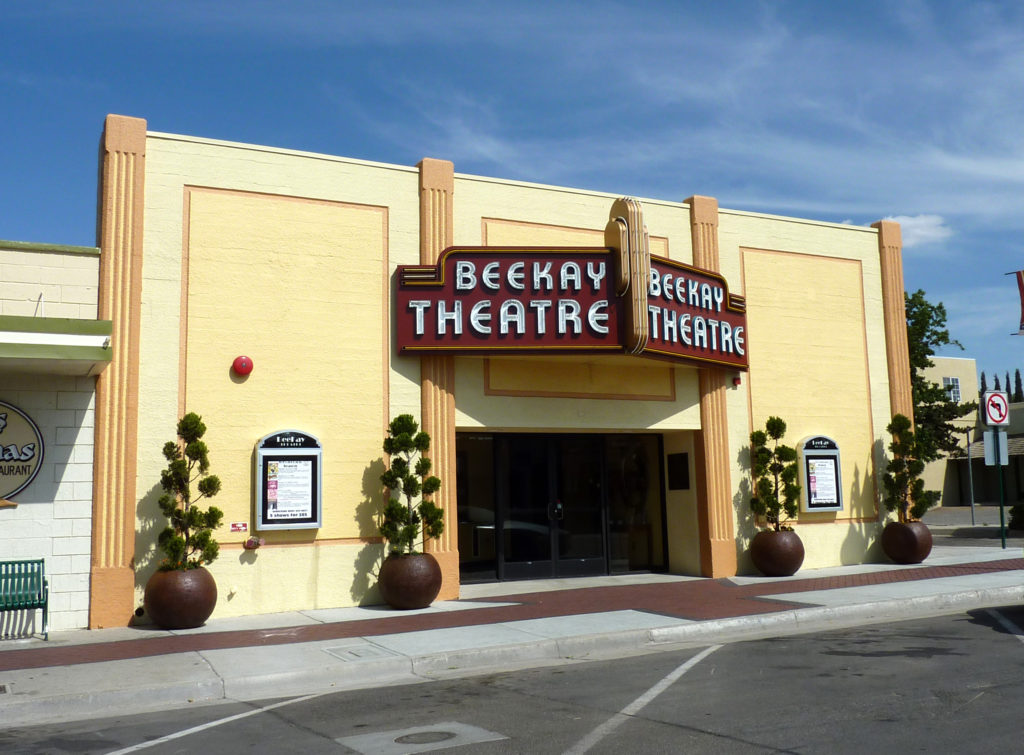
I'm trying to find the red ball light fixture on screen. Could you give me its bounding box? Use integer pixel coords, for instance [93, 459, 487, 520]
[232, 355, 254, 376]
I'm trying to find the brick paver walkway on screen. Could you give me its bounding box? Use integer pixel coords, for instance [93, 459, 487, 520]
[2, 558, 1022, 673]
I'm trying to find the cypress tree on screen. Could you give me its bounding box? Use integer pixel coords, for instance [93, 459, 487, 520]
[1015, 369, 1023, 402]
[904, 290, 977, 462]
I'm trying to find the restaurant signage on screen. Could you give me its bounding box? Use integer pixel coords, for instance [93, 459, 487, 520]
[0, 400, 45, 500]
[396, 246, 748, 370]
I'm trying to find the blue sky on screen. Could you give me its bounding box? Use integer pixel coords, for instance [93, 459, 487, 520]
[3, 1, 1024, 384]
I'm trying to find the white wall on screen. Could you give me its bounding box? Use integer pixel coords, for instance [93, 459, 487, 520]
[0, 374, 95, 631]
[0, 244, 100, 318]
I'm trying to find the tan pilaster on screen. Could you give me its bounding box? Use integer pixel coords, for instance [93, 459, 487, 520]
[687, 195, 737, 577]
[90, 115, 146, 627]
[417, 158, 459, 599]
[873, 220, 914, 421]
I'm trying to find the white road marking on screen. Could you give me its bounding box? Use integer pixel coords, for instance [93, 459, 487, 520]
[104, 693, 324, 754]
[563, 644, 722, 755]
[985, 608, 1024, 644]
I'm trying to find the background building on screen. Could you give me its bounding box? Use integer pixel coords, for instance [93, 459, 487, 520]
[920, 356, 979, 506]
[0, 239, 111, 632]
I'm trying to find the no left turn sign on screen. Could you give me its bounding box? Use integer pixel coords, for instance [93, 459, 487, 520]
[983, 391, 1010, 426]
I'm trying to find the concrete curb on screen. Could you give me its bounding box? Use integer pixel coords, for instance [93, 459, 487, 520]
[220, 654, 423, 701]
[649, 584, 1024, 646]
[3, 584, 1023, 729]
[411, 639, 564, 678]
[2, 673, 226, 729]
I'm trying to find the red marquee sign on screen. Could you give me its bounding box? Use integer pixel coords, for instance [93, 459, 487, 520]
[642, 256, 747, 368]
[396, 246, 747, 370]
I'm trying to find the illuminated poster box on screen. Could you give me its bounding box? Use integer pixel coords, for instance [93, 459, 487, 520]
[799, 435, 843, 513]
[255, 430, 322, 531]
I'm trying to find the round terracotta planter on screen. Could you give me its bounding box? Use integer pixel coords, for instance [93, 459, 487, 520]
[144, 566, 218, 629]
[881, 521, 933, 564]
[378, 552, 443, 610]
[750, 529, 805, 577]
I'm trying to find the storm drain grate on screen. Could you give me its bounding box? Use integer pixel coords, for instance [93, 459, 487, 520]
[337, 721, 507, 754]
[323, 644, 400, 661]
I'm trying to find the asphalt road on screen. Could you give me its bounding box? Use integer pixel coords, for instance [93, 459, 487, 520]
[3, 604, 1024, 754]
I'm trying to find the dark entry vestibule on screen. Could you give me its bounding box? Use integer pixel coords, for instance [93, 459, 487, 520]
[456, 433, 666, 582]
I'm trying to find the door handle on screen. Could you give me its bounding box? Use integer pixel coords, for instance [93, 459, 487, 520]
[548, 500, 564, 521]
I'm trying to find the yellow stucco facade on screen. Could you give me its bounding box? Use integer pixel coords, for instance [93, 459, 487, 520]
[86, 115, 911, 626]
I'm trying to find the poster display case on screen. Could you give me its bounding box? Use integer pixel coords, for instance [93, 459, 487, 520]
[255, 430, 322, 530]
[798, 435, 843, 513]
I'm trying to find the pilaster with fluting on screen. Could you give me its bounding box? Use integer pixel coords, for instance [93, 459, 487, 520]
[417, 158, 459, 599]
[90, 114, 146, 627]
[687, 195, 738, 577]
[873, 220, 914, 421]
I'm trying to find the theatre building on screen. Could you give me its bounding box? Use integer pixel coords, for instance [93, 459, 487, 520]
[1, 114, 915, 629]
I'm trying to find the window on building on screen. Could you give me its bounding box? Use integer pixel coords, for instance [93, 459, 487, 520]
[943, 376, 961, 403]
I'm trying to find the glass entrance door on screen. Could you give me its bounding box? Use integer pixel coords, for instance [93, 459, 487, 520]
[457, 431, 667, 583]
[498, 435, 606, 580]
[554, 436, 605, 575]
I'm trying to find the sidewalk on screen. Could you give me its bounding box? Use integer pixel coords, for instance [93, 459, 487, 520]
[2, 511, 1023, 729]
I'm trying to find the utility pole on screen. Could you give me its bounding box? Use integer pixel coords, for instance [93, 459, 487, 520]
[962, 426, 976, 525]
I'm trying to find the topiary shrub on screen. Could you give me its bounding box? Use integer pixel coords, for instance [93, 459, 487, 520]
[379, 414, 444, 555]
[749, 416, 801, 531]
[156, 412, 224, 570]
[882, 413, 939, 523]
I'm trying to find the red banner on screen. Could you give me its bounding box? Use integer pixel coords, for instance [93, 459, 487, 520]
[1016, 270, 1024, 333]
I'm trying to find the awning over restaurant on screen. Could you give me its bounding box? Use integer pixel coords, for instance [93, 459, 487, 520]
[0, 315, 112, 376]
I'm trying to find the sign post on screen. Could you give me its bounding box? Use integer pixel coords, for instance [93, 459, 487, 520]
[982, 391, 1011, 548]
[962, 428, 976, 525]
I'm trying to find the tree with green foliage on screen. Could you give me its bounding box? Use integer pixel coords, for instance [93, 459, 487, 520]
[1009, 503, 1024, 530]
[980, 372, 988, 395]
[904, 289, 977, 462]
[379, 414, 444, 555]
[1014, 369, 1023, 403]
[749, 416, 801, 531]
[882, 414, 940, 522]
[1006, 372, 1012, 398]
[156, 413, 224, 570]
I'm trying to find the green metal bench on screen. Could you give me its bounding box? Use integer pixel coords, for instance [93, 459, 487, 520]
[0, 559, 49, 640]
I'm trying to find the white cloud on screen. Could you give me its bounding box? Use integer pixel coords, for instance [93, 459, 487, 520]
[930, 284, 1024, 376]
[884, 214, 953, 248]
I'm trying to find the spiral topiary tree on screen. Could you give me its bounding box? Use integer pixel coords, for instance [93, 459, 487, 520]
[379, 414, 444, 555]
[882, 413, 939, 523]
[156, 412, 224, 570]
[749, 416, 801, 531]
